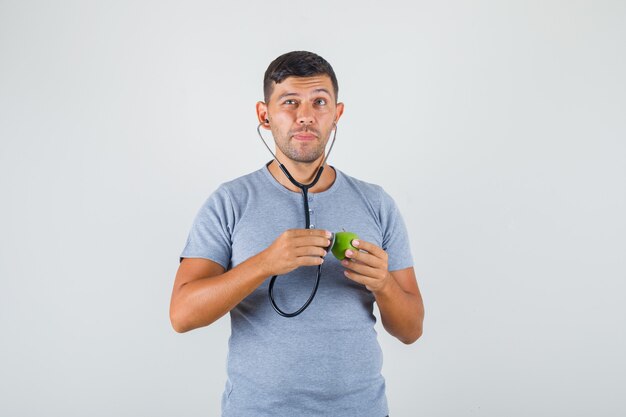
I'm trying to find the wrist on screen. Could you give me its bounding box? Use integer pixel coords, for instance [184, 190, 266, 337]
[254, 250, 271, 277]
[372, 272, 395, 298]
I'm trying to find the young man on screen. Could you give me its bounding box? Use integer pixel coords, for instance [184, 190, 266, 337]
[170, 51, 424, 417]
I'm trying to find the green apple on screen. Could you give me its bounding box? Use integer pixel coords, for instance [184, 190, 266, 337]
[331, 231, 359, 260]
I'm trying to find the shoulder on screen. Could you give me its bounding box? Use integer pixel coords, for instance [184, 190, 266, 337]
[211, 166, 269, 201]
[220, 167, 265, 191]
[335, 168, 395, 208]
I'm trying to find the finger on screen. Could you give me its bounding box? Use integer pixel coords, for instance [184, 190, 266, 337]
[341, 259, 384, 280]
[293, 235, 333, 248]
[351, 239, 387, 260]
[288, 228, 333, 238]
[344, 248, 385, 269]
[297, 255, 325, 267]
[293, 246, 328, 258]
[343, 268, 377, 288]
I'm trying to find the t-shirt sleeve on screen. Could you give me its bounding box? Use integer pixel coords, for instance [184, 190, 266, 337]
[179, 186, 234, 270]
[379, 190, 414, 271]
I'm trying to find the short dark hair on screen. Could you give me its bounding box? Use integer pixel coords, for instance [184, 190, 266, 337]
[263, 51, 339, 103]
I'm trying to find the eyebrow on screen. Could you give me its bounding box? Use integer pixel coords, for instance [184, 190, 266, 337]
[276, 88, 332, 101]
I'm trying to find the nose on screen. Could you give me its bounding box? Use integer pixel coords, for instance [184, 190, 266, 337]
[296, 103, 314, 126]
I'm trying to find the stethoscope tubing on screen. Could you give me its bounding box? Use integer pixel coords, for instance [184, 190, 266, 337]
[256, 122, 338, 317]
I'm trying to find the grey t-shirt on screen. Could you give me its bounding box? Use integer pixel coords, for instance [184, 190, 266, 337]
[181, 163, 413, 417]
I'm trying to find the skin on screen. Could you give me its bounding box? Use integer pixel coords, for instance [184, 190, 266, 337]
[257, 75, 343, 193]
[170, 75, 424, 344]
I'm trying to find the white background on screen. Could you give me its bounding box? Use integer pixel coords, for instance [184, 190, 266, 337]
[1, 1, 625, 416]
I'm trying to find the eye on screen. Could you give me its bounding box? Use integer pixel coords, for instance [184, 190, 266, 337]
[315, 98, 327, 106]
[284, 99, 297, 105]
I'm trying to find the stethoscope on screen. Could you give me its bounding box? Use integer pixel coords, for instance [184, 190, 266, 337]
[256, 120, 338, 317]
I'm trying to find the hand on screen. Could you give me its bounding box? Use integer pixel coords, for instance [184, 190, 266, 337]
[260, 229, 332, 277]
[341, 239, 391, 293]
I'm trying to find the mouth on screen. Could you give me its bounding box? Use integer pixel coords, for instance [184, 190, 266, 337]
[292, 132, 318, 141]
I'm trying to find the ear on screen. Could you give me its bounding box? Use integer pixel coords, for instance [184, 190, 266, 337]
[256, 101, 271, 130]
[334, 102, 345, 126]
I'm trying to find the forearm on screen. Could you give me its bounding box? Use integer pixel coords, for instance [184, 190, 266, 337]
[170, 253, 269, 332]
[374, 274, 424, 344]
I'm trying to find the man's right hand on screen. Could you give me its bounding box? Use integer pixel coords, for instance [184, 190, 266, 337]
[171, 228, 332, 332]
[260, 229, 332, 276]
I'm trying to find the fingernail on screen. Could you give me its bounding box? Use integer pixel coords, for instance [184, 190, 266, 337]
[352, 239, 360, 247]
[326, 231, 332, 238]
[346, 250, 353, 257]
[341, 260, 349, 266]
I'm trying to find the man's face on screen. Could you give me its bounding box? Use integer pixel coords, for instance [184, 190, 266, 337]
[257, 75, 344, 164]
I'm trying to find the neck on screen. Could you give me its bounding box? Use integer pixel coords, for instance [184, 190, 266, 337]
[267, 159, 335, 193]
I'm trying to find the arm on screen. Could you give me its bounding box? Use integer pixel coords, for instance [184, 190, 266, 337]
[169, 229, 332, 333]
[169, 254, 265, 333]
[373, 267, 424, 344]
[342, 239, 424, 344]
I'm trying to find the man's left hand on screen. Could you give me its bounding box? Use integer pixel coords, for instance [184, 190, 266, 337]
[341, 239, 391, 293]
